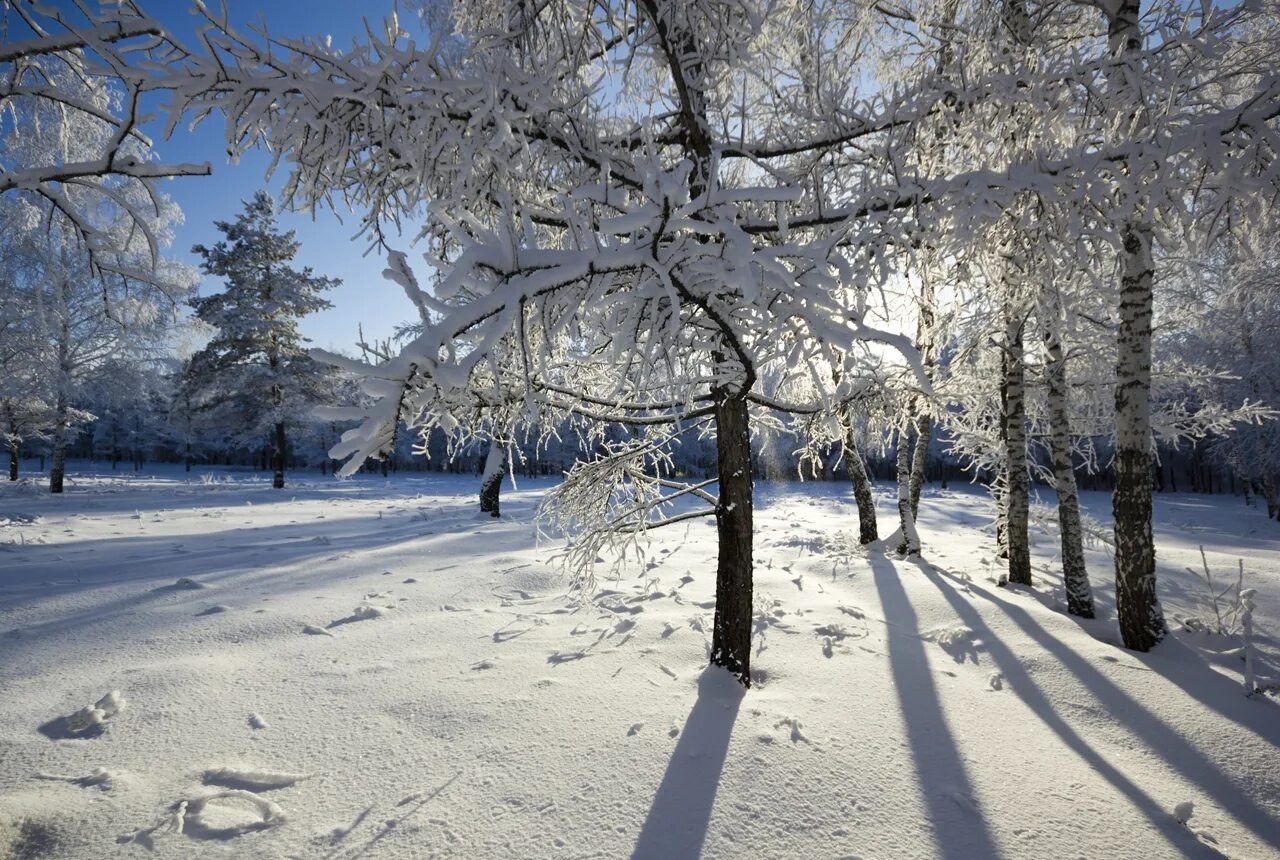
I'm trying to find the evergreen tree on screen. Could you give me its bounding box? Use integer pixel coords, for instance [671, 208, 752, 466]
[186, 192, 339, 489]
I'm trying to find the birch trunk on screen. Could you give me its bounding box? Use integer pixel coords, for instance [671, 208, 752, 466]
[1004, 308, 1032, 586]
[1113, 222, 1165, 648]
[909, 414, 931, 518]
[710, 391, 754, 686]
[896, 427, 921, 555]
[479, 442, 506, 517]
[1041, 291, 1095, 617]
[1106, 0, 1167, 651]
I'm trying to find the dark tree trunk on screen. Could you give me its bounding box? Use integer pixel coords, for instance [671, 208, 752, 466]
[710, 392, 754, 687]
[8, 438, 18, 481]
[844, 429, 879, 544]
[273, 422, 286, 489]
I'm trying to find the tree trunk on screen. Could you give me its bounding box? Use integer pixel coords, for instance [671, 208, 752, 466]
[273, 422, 286, 489]
[8, 437, 18, 481]
[1003, 306, 1032, 585]
[50, 392, 68, 494]
[843, 427, 879, 544]
[710, 391, 754, 686]
[1112, 222, 1166, 649]
[909, 413, 931, 517]
[479, 442, 505, 517]
[50, 322, 71, 494]
[1042, 293, 1095, 617]
[1105, 0, 1166, 651]
[896, 426, 921, 555]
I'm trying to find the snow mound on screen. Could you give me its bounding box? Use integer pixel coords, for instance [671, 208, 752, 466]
[63, 690, 127, 734]
[202, 766, 310, 791]
[247, 713, 269, 730]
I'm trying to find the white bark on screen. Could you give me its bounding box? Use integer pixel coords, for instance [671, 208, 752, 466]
[1041, 287, 1095, 617]
[896, 427, 921, 555]
[1003, 301, 1032, 585]
[1106, 0, 1167, 651]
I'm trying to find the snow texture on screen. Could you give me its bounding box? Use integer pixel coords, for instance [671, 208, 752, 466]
[1, 468, 1279, 859]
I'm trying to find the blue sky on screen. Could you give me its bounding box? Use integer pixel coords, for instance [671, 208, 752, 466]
[137, 1, 423, 354]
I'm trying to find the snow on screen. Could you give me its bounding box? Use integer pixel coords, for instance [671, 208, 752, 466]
[2, 467, 1279, 858]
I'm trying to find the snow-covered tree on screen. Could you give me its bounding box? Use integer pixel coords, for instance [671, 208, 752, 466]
[185, 192, 339, 489]
[9, 0, 1277, 660]
[0, 3, 210, 276]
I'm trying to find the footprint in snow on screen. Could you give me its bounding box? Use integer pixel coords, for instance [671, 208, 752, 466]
[148, 791, 288, 840]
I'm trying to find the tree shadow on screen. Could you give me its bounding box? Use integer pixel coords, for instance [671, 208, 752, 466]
[868, 554, 1001, 860]
[630, 667, 744, 860]
[913, 559, 1260, 856]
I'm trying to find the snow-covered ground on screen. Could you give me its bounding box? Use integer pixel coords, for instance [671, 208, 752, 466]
[2, 466, 1278, 859]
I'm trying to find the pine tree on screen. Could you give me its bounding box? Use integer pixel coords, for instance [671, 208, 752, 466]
[186, 192, 339, 489]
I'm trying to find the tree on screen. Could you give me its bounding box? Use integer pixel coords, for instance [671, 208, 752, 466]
[11, 0, 1275, 662]
[186, 192, 339, 489]
[0, 4, 210, 276]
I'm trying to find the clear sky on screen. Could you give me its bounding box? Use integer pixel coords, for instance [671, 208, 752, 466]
[136, 1, 424, 354]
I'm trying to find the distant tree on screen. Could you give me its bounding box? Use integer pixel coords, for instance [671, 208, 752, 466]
[186, 192, 339, 489]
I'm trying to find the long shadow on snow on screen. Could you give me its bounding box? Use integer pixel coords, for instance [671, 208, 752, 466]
[1013, 575, 1279, 744]
[1, 505, 537, 662]
[914, 559, 1273, 855]
[630, 667, 743, 860]
[868, 553, 1001, 860]
[3, 490, 540, 598]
